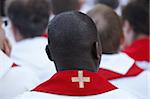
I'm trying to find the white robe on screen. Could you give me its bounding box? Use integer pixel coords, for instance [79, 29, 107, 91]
[0, 50, 12, 79]
[14, 89, 137, 99]
[0, 50, 39, 99]
[100, 52, 149, 99]
[80, 0, 95, 13]
[110, 71, 150, 99]
[136, 61, 150, 71]
[10, 37, 56, 83]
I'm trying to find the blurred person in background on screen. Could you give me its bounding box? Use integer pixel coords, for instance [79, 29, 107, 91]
[95, 0, 119, 9]
[0, 0, 16, 46]
[122, 0, 149, 70]
[80, 0, 95, 13]
[88, 4, 149, 99]
[50, 0, 84, 20]
[0, 17, 39, 99]
[5, 0, 56, 83]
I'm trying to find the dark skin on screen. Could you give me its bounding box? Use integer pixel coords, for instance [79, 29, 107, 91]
[46, 12, 101, 73]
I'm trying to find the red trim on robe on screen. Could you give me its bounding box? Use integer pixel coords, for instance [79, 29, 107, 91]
[11, 63, 18, 68]
[123, 38, 150, 62]
[98, 68, 123, 80]
[33, 70, 117, 96]
[98, 63, 144, 80]
[125, 63, 144, 77]
[41, 33, 48, 38]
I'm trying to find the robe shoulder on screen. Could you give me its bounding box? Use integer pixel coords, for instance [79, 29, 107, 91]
[11, 37, 56, 82]
[111, 71, 150, 99]
[0, 66, 39, 99]
[14, 89, 137, 99]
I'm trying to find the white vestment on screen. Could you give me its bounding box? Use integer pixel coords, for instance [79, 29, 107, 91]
[80, 0, 95, 13]
[10, 37, 56, 83]
[0, 50, 39, 99]
[100, 52, 149, 99]
[136, 61, 150, 71]
[110, 71, 150, 99]
[0, 50, 12, 79]
[14, 89, 137, 99]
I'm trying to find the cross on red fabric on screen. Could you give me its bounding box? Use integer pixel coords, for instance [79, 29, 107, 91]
[72, 71, 90, 88]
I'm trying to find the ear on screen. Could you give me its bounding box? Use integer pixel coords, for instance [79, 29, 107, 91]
[3, 38, 11, 56]
[96, 42, 101, 59]
[92, 42, 101, 60]
[10, 22, 21, 41]
[120, 32, 125, 44]
[123, 20, 133, 33]
[119, 32, 125, 50]
[45, 45, 54, 61]
[11, 22, 17, 34]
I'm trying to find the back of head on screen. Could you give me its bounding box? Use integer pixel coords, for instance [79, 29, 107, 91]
[122, 0, 149, 36]
[87, 4, 123, 53]
[5, 0, 51, 38]
[51, 0, 80, 15]
[95, 0, 119, 9]
[47, 11, 101, 72]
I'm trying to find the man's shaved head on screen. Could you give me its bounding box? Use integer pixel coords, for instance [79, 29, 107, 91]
[47, 11, 101, 72]
[87, 4, 123, 53]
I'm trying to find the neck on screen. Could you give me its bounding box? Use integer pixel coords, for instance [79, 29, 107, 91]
[54, 58, 98, 73]
[14, 32, 24, 42]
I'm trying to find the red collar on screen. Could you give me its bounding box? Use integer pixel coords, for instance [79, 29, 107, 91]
[11, 63, 18, 68]
[123, 37, 150, 61]
[33, 70, 117, 96]
[41, 33, 48, 38]
[98, 63, 143, 80]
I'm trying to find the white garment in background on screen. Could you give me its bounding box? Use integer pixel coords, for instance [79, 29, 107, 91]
[0, 50, 12, 79]
[14, 89, 137, 99]
[80, 0, 96, 13]
[11, 37, 56, 83]
[100, 52, 149, 99]
[136, 61, 150, 71]
[100, 53, 135, 75]
[111, 71, 149, 99]
[0, 50, 39, 99]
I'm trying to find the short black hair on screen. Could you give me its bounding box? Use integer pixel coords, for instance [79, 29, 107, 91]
[48, 11, 99, 56]
[5, 0, 51, 38]
[51, 0, 80, 15]
[48, 11, 101, 72]
[122, 1, 149, 35]
[95, 0, 119, 9]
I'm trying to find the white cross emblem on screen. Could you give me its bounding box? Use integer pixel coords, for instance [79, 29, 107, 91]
[72, 71, 90, 88]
